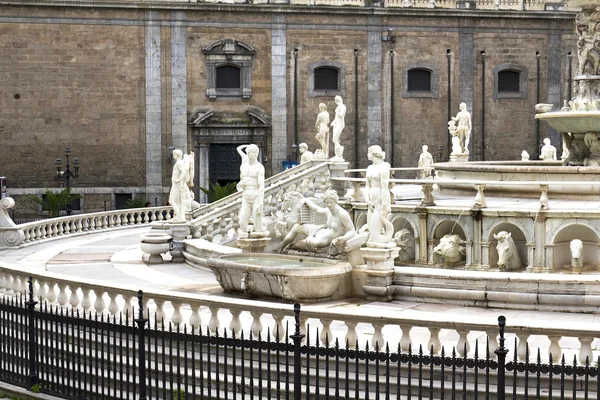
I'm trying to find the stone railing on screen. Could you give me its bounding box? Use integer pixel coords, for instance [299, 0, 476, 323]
[0, 264, 595, 364]
[189, 161, 332, 240]
[0, 201, 172, 249]
[197, 0, 567, 11]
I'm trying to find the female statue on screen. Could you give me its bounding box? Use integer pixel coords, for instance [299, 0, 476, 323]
[237, 144, 265, 237]
[365, 145, 394, 244]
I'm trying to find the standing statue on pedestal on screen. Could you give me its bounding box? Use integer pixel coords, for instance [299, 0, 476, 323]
[169, 149, 194, 222]
[330, 95, 346, 161]
[237, 144, 265, 238]
[450, 102, 472, 155]
[417, 145, 434, 179]
[365, 145, 394, 244]
[314, 103, 330, 159]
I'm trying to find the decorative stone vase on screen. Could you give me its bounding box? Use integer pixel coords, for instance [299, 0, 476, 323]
[140, 233, 172, 264]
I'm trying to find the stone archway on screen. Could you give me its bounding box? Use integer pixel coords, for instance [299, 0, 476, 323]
[189, 106, 271, 202]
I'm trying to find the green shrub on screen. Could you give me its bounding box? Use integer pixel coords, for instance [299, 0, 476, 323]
[125, 197, 150, 209]
[199, 181, 238, 203]
[24, 188, 82, 218]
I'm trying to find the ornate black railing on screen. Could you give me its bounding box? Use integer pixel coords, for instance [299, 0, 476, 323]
[0, 278, 597, 399]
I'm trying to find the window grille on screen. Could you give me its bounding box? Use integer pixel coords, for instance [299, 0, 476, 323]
[216, 66, 241, 89]
[314, 67, 339, 90]
[407, 69, 431, 92]
[498, 70, 520, 92]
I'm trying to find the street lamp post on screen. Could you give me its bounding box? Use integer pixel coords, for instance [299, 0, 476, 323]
[55, 146, 80, 215]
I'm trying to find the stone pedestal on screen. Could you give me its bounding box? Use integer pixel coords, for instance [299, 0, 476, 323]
[237, 231, 271, 253]
[328, 161, 350, 199]
[166, 222, 192, 263]
[360, 242, 399, 301]
[449, 153, 469, 163]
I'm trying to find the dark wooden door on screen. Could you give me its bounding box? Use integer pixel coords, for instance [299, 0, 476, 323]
[209, 143, 244, 184]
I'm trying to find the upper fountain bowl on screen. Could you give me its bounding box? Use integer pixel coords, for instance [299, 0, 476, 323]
[536, 111, 600, 134]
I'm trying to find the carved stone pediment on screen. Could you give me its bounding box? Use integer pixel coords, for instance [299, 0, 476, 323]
[202, 38, 256, 57]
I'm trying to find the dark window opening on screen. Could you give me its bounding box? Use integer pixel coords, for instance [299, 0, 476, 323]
[407, 69, 431, 92]
[498, 70, 520, 92]
[216, 66, 241, 89]
[115, 194, 133, 210]
[314, 67, 339, 90]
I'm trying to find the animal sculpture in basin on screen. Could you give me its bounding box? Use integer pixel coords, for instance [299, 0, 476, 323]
[570, 239, 583, 269]
[394, 228, 415, 262]
[493, 231, 522, 271]
[433, 234, 465, 266]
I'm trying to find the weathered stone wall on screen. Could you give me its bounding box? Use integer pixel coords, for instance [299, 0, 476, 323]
[0, 12, 146, 189]
[0, 3, 577, 215]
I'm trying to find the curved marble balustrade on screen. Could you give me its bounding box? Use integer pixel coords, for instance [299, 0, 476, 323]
[0, 263, 596, 364]
[12, 207, 173, 248]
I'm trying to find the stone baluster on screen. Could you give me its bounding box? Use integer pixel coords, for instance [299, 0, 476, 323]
[108, 292, 120, 315]
[486, 330, 497, 356]
[68, 285, 81, 310]
[121, 293, 133, 316]
[579, 336, 594, 364]
[155, 299, 166, 325]
[399, 325, 412, 351]
[171, 300, 183, 327]
[18, 275, 27, 295]
[272, 313, 285, 341]
[57, 283, 69, 307]
[473, 184, 487, 208]
[428, 327, 442, 354]
[34, 279, 45, 300]
[135, 212, 142, 225]
[320, 319, 334, 345]
[345, 321, 358, 347]
[371, 323, 386, 349]
[139, 294, 149, 319]
[57, 222, 64, 236]
[23, 229, 30, 243]
[94, 290, 107, 314]
[548, 335, 561, 361]
[115, 214, 122, 227]
[189, 304, 202, 330]
[420, 183, 436, 206]
[46, 282, 57, 303]
[231, 212, 240, 236]
[208, 306, 220, 333]
[82, 218, 89, 231]
[230, 309, 243, 336]
[213, 219, 221, 240]
[81, 288, 93, 312]
[539, 184, 549, 210]
[250, 311, 263, 338]
[456, 329, 470, 356]
[37, 225, 44, 240]
[300, 315, 308, 345]
[516, 333, 529, 360]
[206, 223, 214, 242]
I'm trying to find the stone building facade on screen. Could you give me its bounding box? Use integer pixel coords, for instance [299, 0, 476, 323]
[0, 1, 575, 213]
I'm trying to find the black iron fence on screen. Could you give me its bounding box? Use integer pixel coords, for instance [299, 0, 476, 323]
[0, 278, 598, 400]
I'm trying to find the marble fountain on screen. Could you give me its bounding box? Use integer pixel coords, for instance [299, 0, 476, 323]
[145, 11, 600, 312]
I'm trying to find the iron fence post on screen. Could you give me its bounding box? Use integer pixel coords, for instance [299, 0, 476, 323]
[25, 276, 38, 389]
[494, 315, 508, 400]
[289, 303, 305, 400]
[135, 290, 149, 400]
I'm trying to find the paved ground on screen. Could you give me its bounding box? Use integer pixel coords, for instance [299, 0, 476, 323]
[1, 225, 600, 363]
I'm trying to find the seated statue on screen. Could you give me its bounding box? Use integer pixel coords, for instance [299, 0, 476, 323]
[276, 189, 355, 254]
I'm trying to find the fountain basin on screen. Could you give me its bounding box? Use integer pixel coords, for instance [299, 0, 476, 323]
[207, 253, 352, 302]
[140, 232, 172, 264]
[535, 111, 600, 133]
[435, 161, 600, 199]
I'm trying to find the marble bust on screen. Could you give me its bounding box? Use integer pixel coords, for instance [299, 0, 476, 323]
[330, 96, 346, 161]
[539, 138, 557, 161]
[365, 145, 394, 244]
[299, 143, 314, 164]
[314, 103, 330, 159]
[237, 144, 265, 237]
[276, 189, 355, 254]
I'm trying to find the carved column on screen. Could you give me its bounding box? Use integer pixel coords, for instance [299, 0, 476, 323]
[480, 241, 490, 270]
[463, 240, 473, 267]
[543, 244, 555, 273]
[197, 143, 209, 204]
[526, 242, 535, 271]
[470, 209, 483, 267]
[417, 208, 428, 264]
[534, 213, 547, 270]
